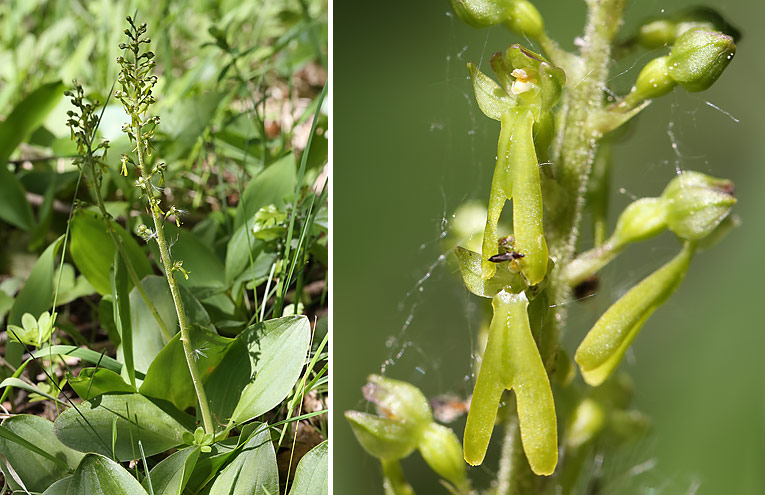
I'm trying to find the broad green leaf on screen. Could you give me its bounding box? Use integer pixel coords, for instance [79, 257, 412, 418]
[127, 276, 210, 375]
[54, 393, 194, 461]
[9, 236, 63, 326]
[161, 91, 224, 158]
[140, 324, 229, 412]
[288, 441, 328, 495]
[208, 424, 278, 495]
[0, 415, 83, 493]
[69, 209, 152, 295]
[224, 219, 275, 285]
[0, 377, 60, 402]
[206, 316, 311, 425]
[143, 446, 200, 495]
[68, 368, 136, 400]
[235, 153, 296, 229]
[53, 263, 96, 306]
[42, 476, 71, 495]
[67, 454, 148, 495]
[0, 81, 65, 230]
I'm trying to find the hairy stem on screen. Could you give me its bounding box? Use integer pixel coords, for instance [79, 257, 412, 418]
[549, 0, 626, 329]
[133, 118, 215, 435]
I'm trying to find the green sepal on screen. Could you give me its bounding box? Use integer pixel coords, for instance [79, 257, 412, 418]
[661, 171, 736, 241]
[455, 246, 524, 298]
[467, 62, 516, 121]
[503, 45, 565, 109]
[575, 241, 696, 386]
[464, 290, 557, 475]
[667, 28, 736, 92]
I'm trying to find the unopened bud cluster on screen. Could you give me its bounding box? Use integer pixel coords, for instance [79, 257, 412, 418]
[64, 83, 110, 174]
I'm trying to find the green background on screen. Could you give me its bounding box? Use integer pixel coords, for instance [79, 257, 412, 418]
[335, 0, 765, 493]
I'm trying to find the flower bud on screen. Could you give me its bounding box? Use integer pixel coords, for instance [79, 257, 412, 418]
[609, 197, 668, 248]
[661, 171, 736, 240]
[363, 374, 432, 427]
[623, 56, 677, 107]
[667, 28, 735, 92]
[418, 423, 468, 489]
[345, 411, 420, 460]
[450, 0, 516, 28]
[504, 0, 544, 39]
[451, 0, 544, 39]
[637, 7, 741, 49]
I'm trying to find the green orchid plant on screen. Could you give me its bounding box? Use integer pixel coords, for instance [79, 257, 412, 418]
[347, 1, 739, 493]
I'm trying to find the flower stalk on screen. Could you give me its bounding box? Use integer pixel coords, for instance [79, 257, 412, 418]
[116, 16, 214, 435]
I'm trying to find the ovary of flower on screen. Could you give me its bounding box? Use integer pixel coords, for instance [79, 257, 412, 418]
[511, 68, 537, 95]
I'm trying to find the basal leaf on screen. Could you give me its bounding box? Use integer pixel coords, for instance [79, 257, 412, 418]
[54, 393, 194, 461]
[143, 446, 200, 495]
[69, 209, 152, 295]
[205, 316, 311, 425]
[67, 454, 148, 495]
[0, 415, 83, 493]
[208, 424, 278, 495]
[288, 441, 328, 495]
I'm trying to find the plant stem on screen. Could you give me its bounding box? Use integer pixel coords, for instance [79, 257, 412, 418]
[547, 0, 626, 334]
[133, 120, 215, 435]
[497, 413, 535, 495]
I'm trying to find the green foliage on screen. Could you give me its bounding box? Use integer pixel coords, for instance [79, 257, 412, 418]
[0, 3, 327, 493]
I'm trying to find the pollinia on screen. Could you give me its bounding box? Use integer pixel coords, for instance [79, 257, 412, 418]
[347, 1, 740, 493]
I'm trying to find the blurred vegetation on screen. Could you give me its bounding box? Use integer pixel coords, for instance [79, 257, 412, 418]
[0, 0, 328, 493]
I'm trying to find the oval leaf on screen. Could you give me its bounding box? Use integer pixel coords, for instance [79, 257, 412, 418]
[142, 446, 200, 495]
[67, 453, 148, 495]
[206, 316, 311, 425]
[288, 441, 328, 495]
[70, 209, 152, 295]
[208, 424, 278, 495]
[54, 393, 194, 461]
[0, 415, 83, 493]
